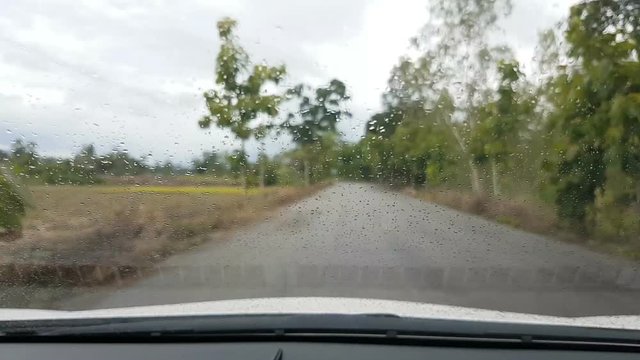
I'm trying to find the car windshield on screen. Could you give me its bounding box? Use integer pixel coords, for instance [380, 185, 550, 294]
[0, 0, 639, 327]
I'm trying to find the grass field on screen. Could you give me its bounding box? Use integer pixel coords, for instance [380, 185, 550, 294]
[0, 182, 326, 308]
[0, 183, 326, 286]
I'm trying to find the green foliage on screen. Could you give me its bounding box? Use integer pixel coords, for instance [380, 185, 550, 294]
[200, 17, 286, 187]
[339, 0, 638, 243]
[365, 0, 518, 193]
[226, 149, 247, 181]
[274, 162, 305, 186]
[40, 159, 100, 185]
[590, 166, 640, 243]
[472, 61, 524, 159]
[255, 153, 280, 186]
[10, 140, 40, 178]
[337, 141, 373, 181]
[0, 169, 26, 235]
[285, 79, 351, 184]
[95, 150, 147, 178]
[469, 60, 538, 194]
[192, 151, 227, 175]
[543, 0, 640, 226]
[286, 79, 350, 145]
[4, 140, 150, 184]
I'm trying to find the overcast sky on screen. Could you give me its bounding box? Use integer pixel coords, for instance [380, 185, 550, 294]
[0, 0, 573, 165]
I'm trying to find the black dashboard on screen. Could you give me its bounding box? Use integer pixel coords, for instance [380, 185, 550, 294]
[2, 341, 639, 360]
[2, 314, 639, 359]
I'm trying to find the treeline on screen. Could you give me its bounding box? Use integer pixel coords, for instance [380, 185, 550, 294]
[0, 139, 319, 186]
[189, 149, 325, 187]
[0, 141, 150, 185]
[336, 0, 640, 243]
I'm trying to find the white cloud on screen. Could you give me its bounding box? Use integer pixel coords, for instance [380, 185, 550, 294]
[0, 0, 576, 163]
[305, 0, 428, 140]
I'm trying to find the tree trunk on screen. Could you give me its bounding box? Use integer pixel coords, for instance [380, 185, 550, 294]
[259, 160, 265, 188]
[450, 125, 482, 194]
[258, 142, 266, 189]
[303, 159, 310, 186]
[240, 140, 247, 190]
[490, 158, 500, 196]
[469, 160, 482, 194]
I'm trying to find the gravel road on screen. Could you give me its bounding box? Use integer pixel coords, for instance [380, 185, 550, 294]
[64, 183, 640, 316]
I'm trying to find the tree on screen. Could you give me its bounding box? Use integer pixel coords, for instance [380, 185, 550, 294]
[68, 144, 100, 184]
[0, 149, 9, 162]
[226, 149, 247, 182]
[10, 139, 40, 178]
[389, 92, 459, 187]
[285, 79, 351, 185]
[74, 144, 97, 169]
[97, 150, 148, 176]
[408, 0, 514, 193]
[543, 0, 640, 227]
[8, 140, 102, 184]
[337, 141, 374, 181]
[471, 60, 534, 195]
[192, 150, 227, 175]
[366, 57, 434, 139]
[154, 160, 183, 176]
[199, 17, 286, 188]
[0, 168, 26, 240]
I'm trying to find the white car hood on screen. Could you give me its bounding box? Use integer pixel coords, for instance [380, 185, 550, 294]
[0, 297, 639, 330]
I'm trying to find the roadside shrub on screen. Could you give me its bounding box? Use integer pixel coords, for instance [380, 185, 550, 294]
[590, 189, 640, 244]
[0, 171, 26, 240]
[275, 164, 304, 186]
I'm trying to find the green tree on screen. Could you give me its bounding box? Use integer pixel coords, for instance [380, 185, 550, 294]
[471, 60, 535, 195]
[154, 160, 184, 176]
[74, 144, 97, 170]
[361, 55, 466, 188]
[285, 79, 351, 185]
[199, 17, 286, 188]
[10, 139, 40, 178]
[193, 150, 227, 175]
[408, 0, 514, 193]
[255, 152, 280, 186]
[226, 149, 247, 183]
[389, 93, 459, 187]
[544, 0, 639, 227]
[0, 168, 26, 240]
[97, 150, 148, 176]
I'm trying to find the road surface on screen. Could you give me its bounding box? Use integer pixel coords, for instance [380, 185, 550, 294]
[64, 183, 640, 316]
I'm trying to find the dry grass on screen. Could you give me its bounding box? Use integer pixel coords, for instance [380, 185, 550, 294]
[100, 174, 238, 186]
[0, 183, 327, 287]
[101, 185, 267, 195]
[408, 188, 640, 260]
[407, 188, 558, 237]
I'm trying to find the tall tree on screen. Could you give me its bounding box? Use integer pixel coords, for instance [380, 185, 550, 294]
[471, 60, 534, 195]
[285, 79, 351, 185]
[544, 0, 640, 227]
[192, 150, 226, 175]
[10, 139, 40, 178]
[0, 168, 25, 240]
[409, 0, 514, 193]
[199, 17, 286, 188]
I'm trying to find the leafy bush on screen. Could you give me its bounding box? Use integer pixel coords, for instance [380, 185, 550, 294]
[589, 174, 640, 244]
[0, 171, 26, 239]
